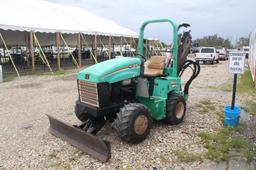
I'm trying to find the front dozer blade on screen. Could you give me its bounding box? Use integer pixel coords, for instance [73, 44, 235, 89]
[46, 115, 111, 162]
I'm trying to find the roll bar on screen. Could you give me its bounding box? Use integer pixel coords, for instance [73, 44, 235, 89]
[137, 19, 178, 77]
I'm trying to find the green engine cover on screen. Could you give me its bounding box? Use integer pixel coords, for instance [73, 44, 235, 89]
[77, 57, 141, 83]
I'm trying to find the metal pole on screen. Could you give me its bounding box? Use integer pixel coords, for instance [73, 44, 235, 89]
[30, 31, 35, 72]
[120, 37, 123, 56]
[78, 33, 81, 67]
[108, 36, 111, 59]
[146, 39, 148, 58]
[112, 36, 115, 56]
[231, 74, 237, 110]
[130, 37, 132, 56]
[56, 32, 61, 71]
[94, 34, 97, 62]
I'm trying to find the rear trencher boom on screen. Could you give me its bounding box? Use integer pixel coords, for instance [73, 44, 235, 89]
[47, 18, 200, 162]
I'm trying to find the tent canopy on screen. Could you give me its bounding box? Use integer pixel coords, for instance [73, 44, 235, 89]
[0, 0, 138, 37]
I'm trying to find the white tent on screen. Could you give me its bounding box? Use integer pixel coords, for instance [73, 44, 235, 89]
[0, 0, 141, 76]
[0, 0, 138, 37]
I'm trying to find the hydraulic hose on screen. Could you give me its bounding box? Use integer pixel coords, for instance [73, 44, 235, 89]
[178, 60, 200, 96]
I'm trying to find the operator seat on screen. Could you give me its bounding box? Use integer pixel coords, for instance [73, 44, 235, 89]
[144, 56, 165, 77]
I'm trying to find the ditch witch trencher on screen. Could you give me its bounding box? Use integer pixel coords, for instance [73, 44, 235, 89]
[47, 19, 200, 162]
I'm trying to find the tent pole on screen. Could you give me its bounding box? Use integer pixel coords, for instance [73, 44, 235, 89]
[149, 40, 152, 56]
[81, 34, 97, 63]
[112, 36, 115, 56]
[130, 37, 132, 56]
[59, 33, 79, 68]
[30, 31, 35, 72]
[56, 32, 61, 71]
[94, 33, 97, 63]
[0, 32, 20, 78]
[78, 33, 81, 67]
[120, 36, 123, 56]
[132, 37, 137, 55]
[98, 36, 110, 59]
[123, 37, 130, 56]
[33, 33, 53, 73]
[146, 39, 148, 58]
[108, 36, 111, 59]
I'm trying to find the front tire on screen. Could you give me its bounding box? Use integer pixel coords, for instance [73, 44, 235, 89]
[113, 103, 152, 143]
[164, 93, 186, 125]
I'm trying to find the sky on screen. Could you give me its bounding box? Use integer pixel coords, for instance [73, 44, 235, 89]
[47, 0, 256, 44]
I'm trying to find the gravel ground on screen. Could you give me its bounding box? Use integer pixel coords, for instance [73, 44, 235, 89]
[0, 60, 254, 169]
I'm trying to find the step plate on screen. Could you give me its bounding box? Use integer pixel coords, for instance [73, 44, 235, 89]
[47, 115, 111, 162]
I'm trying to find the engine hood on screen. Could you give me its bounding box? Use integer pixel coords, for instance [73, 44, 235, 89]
[77, 57, 141, 83]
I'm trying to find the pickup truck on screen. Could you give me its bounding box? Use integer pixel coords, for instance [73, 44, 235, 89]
[217, 49, 228, 60]
[195, 47, 219, 64]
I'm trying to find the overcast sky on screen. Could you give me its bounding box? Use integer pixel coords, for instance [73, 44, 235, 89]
[47, 0, 256, 44]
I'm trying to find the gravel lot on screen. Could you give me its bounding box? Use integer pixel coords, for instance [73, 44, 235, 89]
[0, 60, 254, 169]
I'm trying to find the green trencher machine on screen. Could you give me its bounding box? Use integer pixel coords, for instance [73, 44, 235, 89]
[47, 19, 200, 162]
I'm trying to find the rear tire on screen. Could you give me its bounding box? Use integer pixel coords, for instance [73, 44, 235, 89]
[113, 103, 152, 143]
[216, 59, 219, 63]
[164, 93, 186, 125]
[74, 100, 88, 122]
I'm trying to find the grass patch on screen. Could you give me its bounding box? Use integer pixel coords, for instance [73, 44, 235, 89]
[159, 154, 169, 163]
[48, 152, 57, 159]
[238, 70, 256, 96]
[196, 100, 225, 122]
[214, 111, 225, 123]
[123, 166, 133, 170]
[208, 85, 232, 92]
[3, 74, 16, 82]
[198, 126, 255, 162]
[30, 69, 66, 76]
[242, 100, 256, 116]
[47, 162, 71, 169]
[196, 99, 216, 114]
[174, 150, 203, 162]
[47, 151, 71, 169]
[47, 162, 62, 168]
[244, 150, 255, 162]
[69, 149, 85, 161]
[53, 70, 65, 76]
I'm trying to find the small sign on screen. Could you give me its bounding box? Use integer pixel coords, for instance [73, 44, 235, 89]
[228, 52, 245, 74]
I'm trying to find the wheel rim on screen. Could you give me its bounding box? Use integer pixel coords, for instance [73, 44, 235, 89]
[175, 102, 185, 119]
[134, 115, 148, 135]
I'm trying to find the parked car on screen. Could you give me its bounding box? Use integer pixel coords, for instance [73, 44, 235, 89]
[195, 47, 219, 64]
[217, 49, 228, 60]
[242, 46, 249, 59]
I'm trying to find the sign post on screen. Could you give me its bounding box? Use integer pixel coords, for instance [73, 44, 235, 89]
[231, 74, 237, 109]
[224, 51, 245, 127]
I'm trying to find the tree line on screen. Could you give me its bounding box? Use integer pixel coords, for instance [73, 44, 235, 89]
[193, 34, 249, 49]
